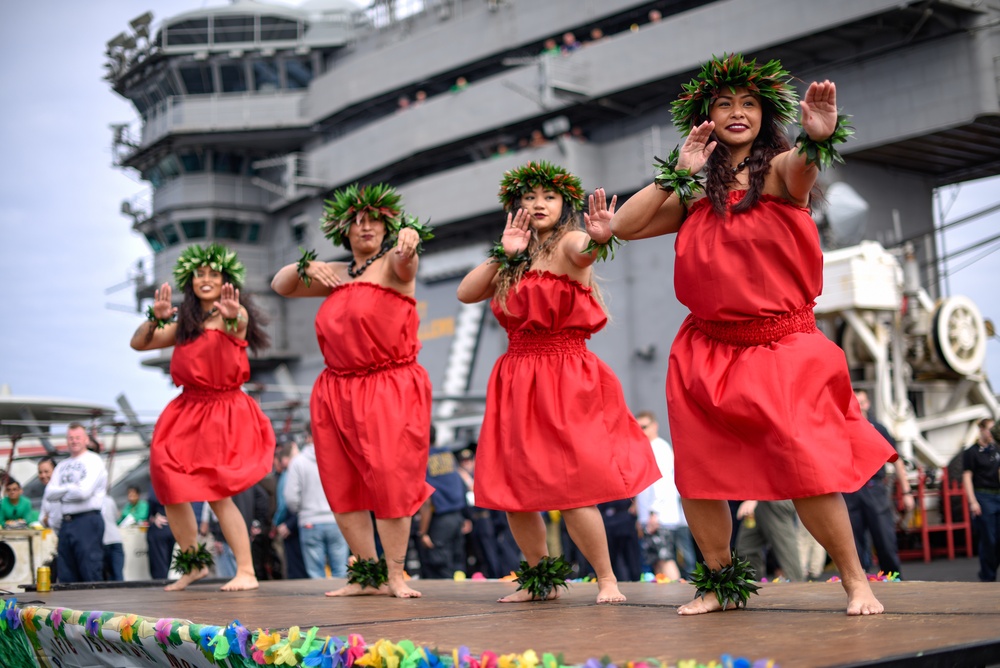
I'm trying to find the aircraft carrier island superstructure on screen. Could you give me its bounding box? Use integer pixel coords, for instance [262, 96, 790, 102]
[107, 0, 1000, 465]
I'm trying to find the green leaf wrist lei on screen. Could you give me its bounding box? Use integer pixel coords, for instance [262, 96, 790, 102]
[487, 239, 530, 271]
[795, 114, 854, 170]
[145, 305, 175, 329]
[653, 146, 705, 206]
[297, 247, 317, 287]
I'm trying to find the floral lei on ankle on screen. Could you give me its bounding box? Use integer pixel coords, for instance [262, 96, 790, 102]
[171, 543, 214, 575]
[346, 556, 389, 590]
[689, 551, 761, 610]
[514, 555, 574, 600]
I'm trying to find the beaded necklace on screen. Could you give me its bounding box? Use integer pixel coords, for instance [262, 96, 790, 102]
[348, 245, 390, 278]
[731, 156, 749, 173]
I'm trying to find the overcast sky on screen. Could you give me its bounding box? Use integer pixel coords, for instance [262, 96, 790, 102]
[0, 1, 997, 425]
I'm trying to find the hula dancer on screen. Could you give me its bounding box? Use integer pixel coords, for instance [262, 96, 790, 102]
[457, 162, 660, 604]
[271, 183, 434, 598]
[131, 243, 275, 591]
[600, 54, 896, 615]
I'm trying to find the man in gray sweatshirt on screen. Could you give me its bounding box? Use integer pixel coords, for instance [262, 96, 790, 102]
[284, 440, 348, 578]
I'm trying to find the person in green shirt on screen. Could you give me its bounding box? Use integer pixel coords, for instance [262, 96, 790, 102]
[1, 479, 38, 526]
[118, 486, 150, 526]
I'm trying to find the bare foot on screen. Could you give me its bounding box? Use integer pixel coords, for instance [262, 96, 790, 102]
[844, 580, 884, 616]
[596, 580, 626, 604]
[498, 587, 560, 603]
[221, 572, 259, 592]
[387, 577, 421, 599]
[324, 582, 389, 597]
[164, 567, 208, 591]
[678, 594, 723, 615]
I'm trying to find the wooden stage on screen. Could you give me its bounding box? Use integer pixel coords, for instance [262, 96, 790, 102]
[14, 578, 1000, 667]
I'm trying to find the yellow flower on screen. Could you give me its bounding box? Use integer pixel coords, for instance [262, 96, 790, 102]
[273, 642, 299, 666]
[120, 614, 139, 643]
[287, 626, 301, 643]
[256, 630, 282, 652]
[520, 650, 539, 668]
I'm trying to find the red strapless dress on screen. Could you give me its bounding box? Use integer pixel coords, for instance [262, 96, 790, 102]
[668, 192, 896, 500]
[310, 282, 433, 519]
[150, 329, 275, 505]
[475, 271, 661, 512]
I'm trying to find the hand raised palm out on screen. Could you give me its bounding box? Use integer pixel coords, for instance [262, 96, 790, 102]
[678, 120, 718, 174]
[214, 283, 241, 319]
[152, 283, 178, 321]
[501, 208, 532, 257]
[799, 80, 838, 140]
[584, 188, 617, 243]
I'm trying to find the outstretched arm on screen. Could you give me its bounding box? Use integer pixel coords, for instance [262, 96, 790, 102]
[130, 283, 178, 351]
[773, 80, 838, 203]
[457, 209, 531, 303]
[611, 120, 717, 239]
[271, 259, 340, 298]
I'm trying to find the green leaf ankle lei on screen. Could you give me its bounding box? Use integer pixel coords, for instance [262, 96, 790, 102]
[346, 556, 388, 590]
[689, 551, 761, 610]
[795, 114, 854, 170]
[514, 555, 574, 600]
[297, 247, 318, 287]
[487, 239, 530, 272]
[145, 305, 176, 329]
[582, 235, 625, 262]
[171, 543, 214, 575]
[653, 146, 704, 206]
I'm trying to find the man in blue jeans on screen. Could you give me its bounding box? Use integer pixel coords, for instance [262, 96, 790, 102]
[963, 418, 1000, 582]
[284, 436, 347, 578]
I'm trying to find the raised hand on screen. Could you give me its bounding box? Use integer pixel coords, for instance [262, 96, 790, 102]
[152, 283, 178, 321]
[214, 283, 241, 319]
[501, 208, 532, 257]
[677, 120, 717, 174]
[395, 226, 420, 260]
[799, 80, 838, 141]
[305, 260, 342, 289]
[584, 188, 617, 243]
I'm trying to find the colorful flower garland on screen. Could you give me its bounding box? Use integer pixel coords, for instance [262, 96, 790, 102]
[0, 597, 785, 668]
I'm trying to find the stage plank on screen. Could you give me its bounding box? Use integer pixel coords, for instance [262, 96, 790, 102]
[17, 580, 1000, 667]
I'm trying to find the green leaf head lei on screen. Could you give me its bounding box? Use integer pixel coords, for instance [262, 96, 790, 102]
[497, 161, 585, 213]
[671, 53, 799, 136]
[173, 243, 246, 289]
[321, 183, 403, 248]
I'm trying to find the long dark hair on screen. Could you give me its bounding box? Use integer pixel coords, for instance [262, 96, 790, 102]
[175, 273, 271, 354]
[702, 103, 790, 218]
[493, 202, 607, 314]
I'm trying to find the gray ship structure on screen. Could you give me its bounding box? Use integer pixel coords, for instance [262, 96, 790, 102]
[105, 0, 1000, 468]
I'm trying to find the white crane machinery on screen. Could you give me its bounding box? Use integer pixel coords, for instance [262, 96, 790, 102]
[816, 241, 998, 469]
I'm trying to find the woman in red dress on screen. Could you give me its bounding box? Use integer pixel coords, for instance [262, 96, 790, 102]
[601, 54, 896, 615]
[131, 243, 275, 591]
[272, 183, 434, 598]
[458, 162, 660, 603]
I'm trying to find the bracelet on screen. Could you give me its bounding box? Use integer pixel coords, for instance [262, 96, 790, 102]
[145, 305, 175, 329]
[653, 146, 704, 206]
[487, 239, 530, 271]
[296, 247, 317, 287]
[795, 113, 854, 170]
[346, 556, 388, 590]
[582, 234, 625, 262]
[514, 555, 574, 600]
[399, 214, 435, 253]
[223, 312, 244, 333]
[171, 543, 214, 575]
[689, 551, 761, 611]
